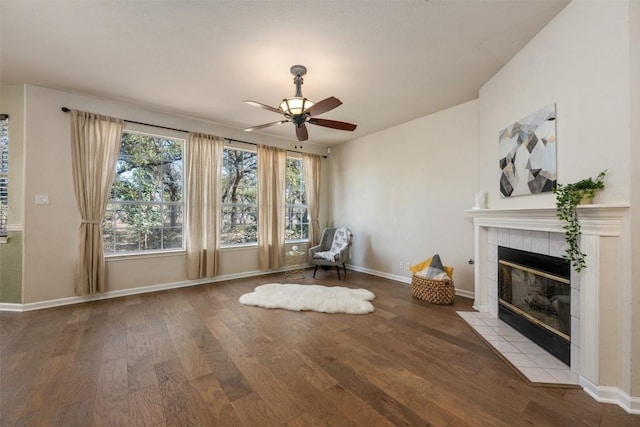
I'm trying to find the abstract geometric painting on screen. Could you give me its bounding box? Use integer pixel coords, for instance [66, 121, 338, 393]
[499, 103, 556, 197]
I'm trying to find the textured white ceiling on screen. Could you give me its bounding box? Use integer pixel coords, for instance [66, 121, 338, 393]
[0, 0, 569, 146]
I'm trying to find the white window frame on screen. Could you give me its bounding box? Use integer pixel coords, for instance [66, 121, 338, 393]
[221, 146, 258, 247]
[103, 130, 185, 255]
[285, 156, 309, 243]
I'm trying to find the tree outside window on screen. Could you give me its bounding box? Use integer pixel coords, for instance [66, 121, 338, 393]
[221, 148, 258, 245]
[286, 157, 309, 241]
[103, 131, 184, 254]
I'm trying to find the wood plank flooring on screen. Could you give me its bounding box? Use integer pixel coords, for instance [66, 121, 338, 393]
[1, 270, 637, 426]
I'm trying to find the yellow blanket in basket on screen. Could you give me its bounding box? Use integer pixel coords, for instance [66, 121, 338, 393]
[410, 257, 454, 279]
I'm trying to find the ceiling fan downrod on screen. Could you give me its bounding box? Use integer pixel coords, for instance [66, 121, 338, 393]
[290, 65, 307, 98]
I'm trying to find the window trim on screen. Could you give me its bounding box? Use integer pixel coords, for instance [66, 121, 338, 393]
[221, 146, 258, 247]
[104, 129, 185, 255]
[285, 156, 309, 243]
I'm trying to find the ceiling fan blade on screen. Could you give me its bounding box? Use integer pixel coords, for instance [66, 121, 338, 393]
[244, 100, 282, 114]
[244, 120, 289, 132]
[305, 96, 342, 116]
[296, 124, 309, 141]
[308, 118, 357, 131]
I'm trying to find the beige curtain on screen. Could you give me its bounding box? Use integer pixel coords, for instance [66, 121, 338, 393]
[70, 110, 123, 295]
[302, 153, 322, 247]
[258, 145, 286, 270]
[185, 133, 224, 279]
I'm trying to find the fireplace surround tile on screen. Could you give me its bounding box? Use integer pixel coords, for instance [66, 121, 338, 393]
[531, 231, 550, 255]
[490, 340, 519, 353]
[459, 311, 578, 386]
[503, 334, 533, 343]
[522, 230, 533, 252]
[509, 229, 523, 250]
[504, 352, 539, 368]
[511, 341, 548, 354]
[498, 228, 510, 246]
[527, 353, 570, 370]
[549, 232, 568, 258]
[488, 227, 497, 244]
[518, 367, 558, 383]
[546, 368, 579, 384]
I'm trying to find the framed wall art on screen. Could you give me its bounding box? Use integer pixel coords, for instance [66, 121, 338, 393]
[499, 103, 556, 197]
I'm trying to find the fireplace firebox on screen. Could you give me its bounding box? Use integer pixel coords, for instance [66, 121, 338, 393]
[498, 246, 571, 365]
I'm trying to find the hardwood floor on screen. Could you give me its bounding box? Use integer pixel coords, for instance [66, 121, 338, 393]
[1, 270, 637, 426]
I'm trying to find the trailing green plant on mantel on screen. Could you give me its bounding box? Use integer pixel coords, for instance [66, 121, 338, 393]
[553, 170, 607, 272]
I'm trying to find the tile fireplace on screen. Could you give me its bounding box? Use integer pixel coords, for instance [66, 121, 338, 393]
[467, 204, 637, 413]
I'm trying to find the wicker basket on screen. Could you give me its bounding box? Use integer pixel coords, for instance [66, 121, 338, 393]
[411, 274, 455, 304]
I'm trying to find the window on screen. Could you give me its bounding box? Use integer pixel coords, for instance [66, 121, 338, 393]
[103, 131, 184, 254]
[285, 157, 308, 241]
[221, 147, 257, 245]
[0, 114, 8, 239]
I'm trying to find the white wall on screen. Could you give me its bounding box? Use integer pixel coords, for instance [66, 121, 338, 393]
[478, 0, 639, 403]
[478, 0, 631, 209]
[329, 100, 478, 295]
[18, 84, 327, 303]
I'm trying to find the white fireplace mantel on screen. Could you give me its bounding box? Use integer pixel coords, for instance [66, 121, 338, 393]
[466, 203, 629, 235]
[467, 203, 638, 414]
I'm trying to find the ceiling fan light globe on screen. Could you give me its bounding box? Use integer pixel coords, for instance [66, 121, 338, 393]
[280, 97, 314, 116]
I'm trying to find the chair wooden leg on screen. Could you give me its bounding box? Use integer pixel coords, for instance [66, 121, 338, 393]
[313, 264, 318, 278]
[343, 263, 347, 277]
[336, 265, 341, 280]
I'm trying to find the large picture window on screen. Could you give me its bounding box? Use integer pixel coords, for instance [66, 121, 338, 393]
[221, 147, 258, 245]
[286, 157, 309, 241]
[103, 131, 184, 254]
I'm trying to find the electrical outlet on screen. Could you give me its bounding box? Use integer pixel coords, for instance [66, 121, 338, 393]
[399, 262, 404, 269]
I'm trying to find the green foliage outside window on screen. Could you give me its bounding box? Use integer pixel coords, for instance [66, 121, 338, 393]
[221, 148, 258, 245]
[285, 157, 309, 241]
[104, 132, 184, 253]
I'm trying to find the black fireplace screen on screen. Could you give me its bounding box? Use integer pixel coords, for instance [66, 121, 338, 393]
[498, 260, 571, 340]
[497, 246, 571, 365]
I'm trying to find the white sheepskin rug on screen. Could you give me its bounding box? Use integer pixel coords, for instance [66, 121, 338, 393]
[239, 283, 375, 314]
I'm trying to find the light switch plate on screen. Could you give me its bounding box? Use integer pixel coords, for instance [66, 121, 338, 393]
[35, 195, 49, 205]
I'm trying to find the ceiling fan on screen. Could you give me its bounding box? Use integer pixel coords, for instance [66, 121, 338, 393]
[244, 65, 357, 142]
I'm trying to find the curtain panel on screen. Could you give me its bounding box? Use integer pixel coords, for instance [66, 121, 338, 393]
[302, 153, 321, 247]
[70, 110, 123, 295]
[257, 145, 286, 270]
[185, 133, 224, 279]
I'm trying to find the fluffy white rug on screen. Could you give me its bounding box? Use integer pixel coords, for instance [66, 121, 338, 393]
[239, 283, 375, 314]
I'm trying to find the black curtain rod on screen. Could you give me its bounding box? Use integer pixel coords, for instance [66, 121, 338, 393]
[61, 107, 326, 158]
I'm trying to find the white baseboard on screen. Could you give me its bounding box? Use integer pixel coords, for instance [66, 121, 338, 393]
[2, 263, 468, 310]
[455, 289, 475, 299]
[346, 263, 411, 284]
[580, 376, 640, 414]
[346, 264, 474, 300]
[0, 302, 23, 312]
[0, 265, 306, 312]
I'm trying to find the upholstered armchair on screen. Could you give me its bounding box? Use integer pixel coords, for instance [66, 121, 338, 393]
[308, 227, 353, 280]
